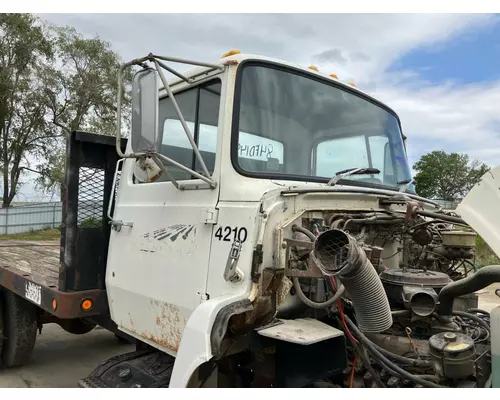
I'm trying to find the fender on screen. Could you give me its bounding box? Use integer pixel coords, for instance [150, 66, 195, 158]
[168, 291, 252, 388]
[456, 165, 500, 259]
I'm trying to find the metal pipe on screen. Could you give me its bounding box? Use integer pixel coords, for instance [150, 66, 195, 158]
[154, 153, 216, 187]
[438, 265, 500, 318]
[155, 59, 191, 83]
[281, 187, 442, 209]
[151, 154, 179, 189]
[149, 54, 224, 70]
[153, 59, 213, 182]
[416, 209, 467, 225]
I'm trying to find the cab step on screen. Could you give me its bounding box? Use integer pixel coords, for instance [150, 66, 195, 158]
[78, 348, 174, 388]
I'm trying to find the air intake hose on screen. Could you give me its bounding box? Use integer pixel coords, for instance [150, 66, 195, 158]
[312, 229, 393, 333]
[438, 264, 500, 319]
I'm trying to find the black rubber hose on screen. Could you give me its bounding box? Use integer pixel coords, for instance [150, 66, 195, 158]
[344, 316, 446, 388]
[291, 225, 316, 241]
[352, 341, 386, 388]
[466, 308, 490, 316]
[290, 225, 346, 309]
[370, 341, 432, 368]
[438, 265, 500, 317]
[415, 209, 467, 225]
[452, 310, 490, 342]
[292, 276, 345, 309]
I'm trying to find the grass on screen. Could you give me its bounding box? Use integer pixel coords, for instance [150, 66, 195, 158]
[476, 235, 500, 268]
[0, 227, 61, 241]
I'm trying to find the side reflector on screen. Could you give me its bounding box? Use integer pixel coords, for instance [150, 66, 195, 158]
[52, 298, 57, 311]
[81, 299, 93, 311]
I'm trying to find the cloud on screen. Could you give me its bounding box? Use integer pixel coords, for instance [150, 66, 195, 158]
[313, 48, 349, 65]
[20, 13, 500, 201]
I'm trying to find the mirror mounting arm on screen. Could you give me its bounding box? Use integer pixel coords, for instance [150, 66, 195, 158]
[116, 54, 224, 190]
[152, 59, 212, 181]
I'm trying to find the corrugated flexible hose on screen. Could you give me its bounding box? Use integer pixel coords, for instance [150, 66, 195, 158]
[312, 228, 393, 333]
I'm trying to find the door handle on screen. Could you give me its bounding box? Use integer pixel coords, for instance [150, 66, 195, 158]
[109, 220, 134, 232]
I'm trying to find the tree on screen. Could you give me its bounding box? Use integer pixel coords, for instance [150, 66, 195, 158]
[0, 14, 54, 207]
[35, 25, 132, 198]
[413, 150, 490, 200]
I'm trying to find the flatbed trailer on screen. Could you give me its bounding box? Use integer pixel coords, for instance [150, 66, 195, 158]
[0, 131, 133, 367]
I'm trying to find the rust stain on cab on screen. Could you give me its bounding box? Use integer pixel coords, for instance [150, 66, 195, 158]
[133, 299, 186, 353]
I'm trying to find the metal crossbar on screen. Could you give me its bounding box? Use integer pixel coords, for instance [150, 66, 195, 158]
[116, 53, 225, 190]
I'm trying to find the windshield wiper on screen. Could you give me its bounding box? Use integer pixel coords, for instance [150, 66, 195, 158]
[397, 178, 415, 193]
[327, 167, 381, 186]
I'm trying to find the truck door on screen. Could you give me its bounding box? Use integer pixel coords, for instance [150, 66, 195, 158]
[105, 78, 223, 355]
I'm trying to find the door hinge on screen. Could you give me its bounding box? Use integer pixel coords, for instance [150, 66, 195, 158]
[202, 208, 219, 224]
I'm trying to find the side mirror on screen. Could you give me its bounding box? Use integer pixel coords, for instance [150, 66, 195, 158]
[131, 68, 159, 153]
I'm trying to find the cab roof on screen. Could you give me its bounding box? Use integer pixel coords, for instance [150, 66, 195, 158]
[159, 52, 399, 125]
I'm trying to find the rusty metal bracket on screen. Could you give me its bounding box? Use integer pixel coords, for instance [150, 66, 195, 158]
[261, 268, 285, 296]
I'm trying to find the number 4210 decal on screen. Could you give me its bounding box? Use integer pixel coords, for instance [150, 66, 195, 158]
[214, 226, 248, 243]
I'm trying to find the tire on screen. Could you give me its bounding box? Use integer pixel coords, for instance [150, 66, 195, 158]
[0, 293, 4, 356]
[1, 290, 37, 368]
[59, 318, 96, 335]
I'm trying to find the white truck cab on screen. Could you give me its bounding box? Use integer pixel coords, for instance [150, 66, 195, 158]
[104, 51, 421, 387]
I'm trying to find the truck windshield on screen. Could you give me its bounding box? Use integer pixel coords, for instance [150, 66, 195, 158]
[232, 62, 413, 190]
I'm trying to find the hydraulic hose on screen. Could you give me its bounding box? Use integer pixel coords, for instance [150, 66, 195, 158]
[438, 265, 500, 318]
[352, 341, 386, 388]
[370, 341, 432, 368]
[344, 316, 446, 388]
[452, 310, 490, 343]
[291, 225, 316, 241]
[292, 276, 345, 309]
[291, 225, 346, 309]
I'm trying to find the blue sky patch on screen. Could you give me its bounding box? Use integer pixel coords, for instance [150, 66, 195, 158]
[388, 16, 500, 85]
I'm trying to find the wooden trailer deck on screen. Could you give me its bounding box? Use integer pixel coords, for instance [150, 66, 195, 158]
[0, 240, 60, 288]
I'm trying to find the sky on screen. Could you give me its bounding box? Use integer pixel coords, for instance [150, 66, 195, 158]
[18, 13, 500, 202]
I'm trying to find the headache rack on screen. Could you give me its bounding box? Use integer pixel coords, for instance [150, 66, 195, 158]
[0, 131, 126, 319]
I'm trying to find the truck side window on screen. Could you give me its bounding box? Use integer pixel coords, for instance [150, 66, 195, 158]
[154, 80, 221, 182]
